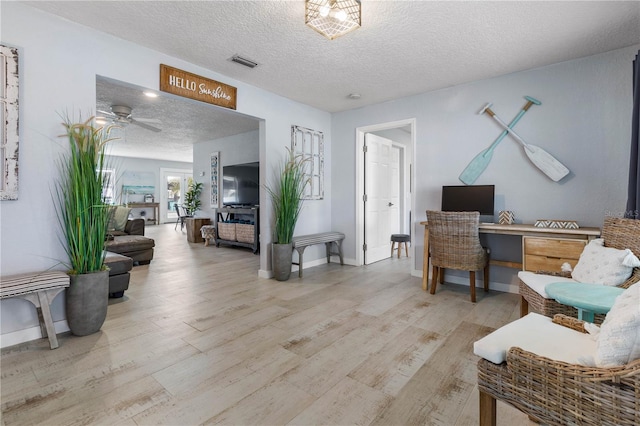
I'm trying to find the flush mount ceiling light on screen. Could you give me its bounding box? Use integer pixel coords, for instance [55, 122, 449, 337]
[305, 0, 361, 40]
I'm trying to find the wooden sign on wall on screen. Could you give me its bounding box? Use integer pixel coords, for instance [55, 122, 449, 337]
[160, 64, 237, 110]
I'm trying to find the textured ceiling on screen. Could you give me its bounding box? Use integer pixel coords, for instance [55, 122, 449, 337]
[23, 1, 640, 161]
[96, 77, 259, 162]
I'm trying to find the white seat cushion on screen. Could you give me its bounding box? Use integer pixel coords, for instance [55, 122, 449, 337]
[473, 312, 596, 365]
[518, 271, 577, 298]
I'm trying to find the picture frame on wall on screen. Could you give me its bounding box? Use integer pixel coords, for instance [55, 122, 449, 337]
[1, 44, 20, 201]
[210, 151, 220, 208]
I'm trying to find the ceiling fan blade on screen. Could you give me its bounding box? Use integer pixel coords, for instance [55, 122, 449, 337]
[97, 109, 116, 117]
[134, 117, 162, 124]
[131, 118, 161, 132]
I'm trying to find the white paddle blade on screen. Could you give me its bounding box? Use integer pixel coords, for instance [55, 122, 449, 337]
[524, 145, 570, 181]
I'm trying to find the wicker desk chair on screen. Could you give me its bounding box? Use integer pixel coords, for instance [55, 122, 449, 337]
[478, 314, 640, 426]
[426, 210, 490, 303]
[519, 217, 640, 321]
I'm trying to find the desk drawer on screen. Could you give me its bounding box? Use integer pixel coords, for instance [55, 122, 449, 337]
[523, 237, 586, 272]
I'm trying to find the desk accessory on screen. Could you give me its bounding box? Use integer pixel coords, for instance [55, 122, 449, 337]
[479, 103, 570, 182]
[534, 219, 579, 229]
[459, 96, 540, 185]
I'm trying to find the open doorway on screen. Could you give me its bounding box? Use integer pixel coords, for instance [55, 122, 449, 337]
[355, 119, 416, 269]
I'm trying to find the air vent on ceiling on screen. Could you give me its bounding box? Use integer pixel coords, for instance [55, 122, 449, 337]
[230, 55, 258, 69]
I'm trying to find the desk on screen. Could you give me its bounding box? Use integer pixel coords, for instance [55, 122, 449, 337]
[127, 202, 160, 225]
[545, 282, 623, 322]
[419, 222, 600, 291]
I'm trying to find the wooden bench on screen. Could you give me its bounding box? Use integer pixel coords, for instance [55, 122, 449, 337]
[292, 232, 345, 278]
[0, 271, 70, 349]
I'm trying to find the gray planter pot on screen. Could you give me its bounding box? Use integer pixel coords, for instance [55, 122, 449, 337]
[66, 270, 109, 336]
[272, 243, 293, 281]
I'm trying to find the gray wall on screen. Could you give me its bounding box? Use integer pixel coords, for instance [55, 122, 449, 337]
[332, 44, 639, 290]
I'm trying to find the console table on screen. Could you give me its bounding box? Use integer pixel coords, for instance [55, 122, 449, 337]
[127, 202, 160, 225]
[419, 222, 600, 291]
[214, 207, 260, 253]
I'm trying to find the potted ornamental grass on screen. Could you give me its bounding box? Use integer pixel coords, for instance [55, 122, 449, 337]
[53, 115, 115, 336]
[266, 148, 309, 281]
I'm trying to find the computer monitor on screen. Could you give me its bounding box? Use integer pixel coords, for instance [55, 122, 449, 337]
[441, 185, 495, 216]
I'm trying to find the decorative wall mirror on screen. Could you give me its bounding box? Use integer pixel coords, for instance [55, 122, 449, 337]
[1, 44, 19, 201]
[291, 125, 324, 200]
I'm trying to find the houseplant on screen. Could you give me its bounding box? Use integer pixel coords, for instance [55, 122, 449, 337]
[53, 115, 115, 336]
[267, 148, 309, 281]
[183, 180, 203, 215]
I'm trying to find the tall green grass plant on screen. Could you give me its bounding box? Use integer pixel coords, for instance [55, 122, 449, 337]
[54, 116, 115, 274]
[267, 149, 309, 244]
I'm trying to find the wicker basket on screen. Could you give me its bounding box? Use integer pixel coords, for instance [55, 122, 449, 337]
[236, 224, 254, 243]
[217, 223, 236, 241]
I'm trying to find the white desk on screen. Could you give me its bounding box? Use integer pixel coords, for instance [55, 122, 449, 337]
[419, 222, 601, 291]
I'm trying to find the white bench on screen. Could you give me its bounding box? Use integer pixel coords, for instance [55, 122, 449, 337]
[0, 271, 70, 349]
[292, 232, 345, 278]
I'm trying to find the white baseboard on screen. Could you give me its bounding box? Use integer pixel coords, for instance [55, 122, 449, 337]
[1, 320, 70, 349]
[411, 269, 518, 294]
[258, 255, 355, 280]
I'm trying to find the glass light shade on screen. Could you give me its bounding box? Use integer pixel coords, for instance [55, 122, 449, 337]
[305, 0, 361, 40]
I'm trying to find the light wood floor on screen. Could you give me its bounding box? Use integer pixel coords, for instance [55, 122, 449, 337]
[1, 224, 535, 425]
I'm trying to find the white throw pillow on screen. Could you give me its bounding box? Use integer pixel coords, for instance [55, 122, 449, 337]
[594, 283, 640, 367]
[571, 238, 640, 286]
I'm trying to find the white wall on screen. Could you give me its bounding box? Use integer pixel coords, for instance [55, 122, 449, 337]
[332, 45, 639, 291]
[0, 3, 331, 346]
[106, 155, 193, 203]
[193, 130, 259, 217]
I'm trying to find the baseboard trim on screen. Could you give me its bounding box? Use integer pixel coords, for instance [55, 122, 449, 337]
[1, 320, 70, 349]
[411, 269, 518, 294]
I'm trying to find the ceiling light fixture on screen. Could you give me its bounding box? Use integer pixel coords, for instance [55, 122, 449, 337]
[305, 0, 361, 40]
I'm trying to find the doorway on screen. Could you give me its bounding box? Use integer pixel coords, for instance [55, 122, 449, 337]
[356, 119, 416, 268]
[161, 168, 192, 224]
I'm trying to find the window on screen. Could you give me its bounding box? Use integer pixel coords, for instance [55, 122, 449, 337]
[100, 169, 116, 204]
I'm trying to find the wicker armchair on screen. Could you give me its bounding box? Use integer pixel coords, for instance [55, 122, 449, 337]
[477, 314, 640, 426]
[426, 210, 489, 302]
[519, 217, 640, 322]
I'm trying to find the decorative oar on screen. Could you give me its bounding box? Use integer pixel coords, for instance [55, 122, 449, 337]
[459, 96, 540, 184]
[480, 104, 570, 182]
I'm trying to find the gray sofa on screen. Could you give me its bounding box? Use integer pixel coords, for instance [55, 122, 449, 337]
[105, 219, 155, 265]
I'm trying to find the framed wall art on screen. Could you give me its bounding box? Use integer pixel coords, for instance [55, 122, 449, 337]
[210, 151, 220, 208]
[291, 125, 324, 200]
[1, 44, 19, 201]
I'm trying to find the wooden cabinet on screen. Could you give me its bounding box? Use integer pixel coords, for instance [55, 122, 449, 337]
[214, 207, 259, 254]
[523, 236, 587, 272]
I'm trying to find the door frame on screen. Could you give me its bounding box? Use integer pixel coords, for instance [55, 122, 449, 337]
[355, 118, 416, 267]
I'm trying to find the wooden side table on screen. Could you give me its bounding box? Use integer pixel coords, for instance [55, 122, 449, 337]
[185, 218, 211, 243]
[545, 282, 624, 322]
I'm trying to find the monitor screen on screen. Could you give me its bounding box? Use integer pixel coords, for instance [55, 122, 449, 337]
[441, 185, 495, 216]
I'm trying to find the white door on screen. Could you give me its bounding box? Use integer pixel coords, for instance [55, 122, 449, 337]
[160, 168, 192, 223]
[364, 133, 393, 264]
[389, 146, 401, 235]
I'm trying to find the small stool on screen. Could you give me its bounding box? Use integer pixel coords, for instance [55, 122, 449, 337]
[200, 225, 217, 246]
[391, 234, 410, 258]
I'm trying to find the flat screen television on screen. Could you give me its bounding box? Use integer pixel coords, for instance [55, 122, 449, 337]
[441, 185, 495, 216]
[222, 162, 259, 207]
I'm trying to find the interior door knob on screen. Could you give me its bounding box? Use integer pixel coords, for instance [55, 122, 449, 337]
[388, 202, 394, 207]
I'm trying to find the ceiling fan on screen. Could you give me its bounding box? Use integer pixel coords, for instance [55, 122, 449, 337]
[97, 105, 162, 133]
